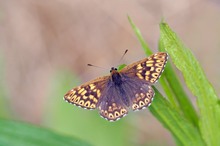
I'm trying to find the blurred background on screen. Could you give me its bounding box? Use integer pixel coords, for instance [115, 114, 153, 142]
[0, 0, 220, 146]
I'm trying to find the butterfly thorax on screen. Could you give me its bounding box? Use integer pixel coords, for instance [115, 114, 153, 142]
[110, 67, 122, 86]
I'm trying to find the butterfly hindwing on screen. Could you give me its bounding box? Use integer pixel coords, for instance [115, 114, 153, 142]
[97, 85, 129, 121]
[64, 76, 109, 109]
[98, 101, 128, 121]
[112, 77, 155, 111]
[131, 84, 155, 111]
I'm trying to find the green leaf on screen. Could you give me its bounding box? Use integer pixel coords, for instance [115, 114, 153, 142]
[150, 88, 205, 146]
[118, 64, 126, 71]
[0, 119, 93, 146]
[159, 41, 199, 127]
[160, 22, 220, 146]
[128, 16, 152, 55]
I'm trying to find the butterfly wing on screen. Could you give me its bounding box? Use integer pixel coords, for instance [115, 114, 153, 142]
[120, 52, 168, 84]
[129, 83, 155, 111]
[64, 76, 109, 109]
[116, 76, 155, 111]
[118, 52, 167, 111]
[97, 83, 129, 121]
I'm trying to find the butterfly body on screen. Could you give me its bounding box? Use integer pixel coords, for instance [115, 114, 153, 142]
[110, 67, 123, 86]
[64, 52, 168, 121]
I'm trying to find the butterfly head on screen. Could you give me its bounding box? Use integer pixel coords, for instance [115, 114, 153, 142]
[110, 67, 118, 73]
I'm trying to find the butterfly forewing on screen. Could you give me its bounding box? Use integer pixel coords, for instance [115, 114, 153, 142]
[64, 76, 109, 109]
[121, 52, 168, 84]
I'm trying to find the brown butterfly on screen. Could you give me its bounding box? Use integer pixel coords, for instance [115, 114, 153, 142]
[64, 52, 168, 121]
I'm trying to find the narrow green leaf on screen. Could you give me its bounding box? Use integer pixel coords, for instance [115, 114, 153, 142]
[128, 16, 152, 55]
[159, 40, 199, 127]
[0, 119, 93, 146]
[160, 22, 220, 146]
[157, 71, 178, 109]
[150, 88, 205, 146]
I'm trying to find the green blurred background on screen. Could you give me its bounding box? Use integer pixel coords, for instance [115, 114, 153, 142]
[0, 0, 220, 146]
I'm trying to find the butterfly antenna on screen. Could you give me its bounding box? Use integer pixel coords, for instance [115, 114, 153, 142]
[87, 64, 107, 70]
[118, 49, 128, 63]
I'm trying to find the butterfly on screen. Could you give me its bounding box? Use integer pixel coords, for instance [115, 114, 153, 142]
[64, 52, 168, 122]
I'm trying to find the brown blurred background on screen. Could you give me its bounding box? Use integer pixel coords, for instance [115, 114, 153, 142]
[0, 0, 220, 146]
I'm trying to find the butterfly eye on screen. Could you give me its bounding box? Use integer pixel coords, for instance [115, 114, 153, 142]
[110, 67, 113, 72]
[110, 67, 117, 72]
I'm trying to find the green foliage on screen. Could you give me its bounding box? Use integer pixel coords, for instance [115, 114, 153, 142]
[129, 16, 220, 146]
[0, 119, 93, 146]
[159, 37, 199, 127]
[160, 22, 220, 146]
[151, 88, 205, 146]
